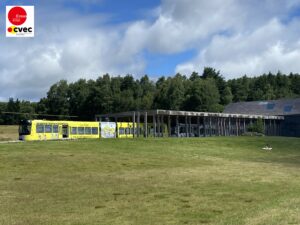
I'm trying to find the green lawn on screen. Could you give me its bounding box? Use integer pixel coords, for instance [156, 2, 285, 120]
[0, 137, 299, 225]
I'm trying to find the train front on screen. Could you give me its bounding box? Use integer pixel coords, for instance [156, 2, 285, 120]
[19, 120, 32, 141]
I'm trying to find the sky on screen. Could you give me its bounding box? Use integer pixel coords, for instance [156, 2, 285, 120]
[1, 0, 300, 101]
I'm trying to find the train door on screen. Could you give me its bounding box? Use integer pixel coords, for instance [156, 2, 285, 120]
[62, 125, 69, 138]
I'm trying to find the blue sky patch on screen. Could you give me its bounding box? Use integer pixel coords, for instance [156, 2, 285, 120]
[144, 49, 197, 77]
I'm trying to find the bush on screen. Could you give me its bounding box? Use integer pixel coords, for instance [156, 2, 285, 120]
[247, 118, 264, 134]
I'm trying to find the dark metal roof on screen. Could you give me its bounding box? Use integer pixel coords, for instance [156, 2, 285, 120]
[224, 98, 300, 116]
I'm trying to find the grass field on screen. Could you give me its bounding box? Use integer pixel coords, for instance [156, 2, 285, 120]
[0, 137, 299, 225]
[0, 125, 18, 141]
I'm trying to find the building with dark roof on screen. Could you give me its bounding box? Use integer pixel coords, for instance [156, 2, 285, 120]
[224, 98, 300, 137]
[96, 110, 283, 138]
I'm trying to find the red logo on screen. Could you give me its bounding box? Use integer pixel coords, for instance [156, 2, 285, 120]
[8, 6, 27, 26]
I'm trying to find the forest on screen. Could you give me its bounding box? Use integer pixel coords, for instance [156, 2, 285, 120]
[0, 67, 300, 124]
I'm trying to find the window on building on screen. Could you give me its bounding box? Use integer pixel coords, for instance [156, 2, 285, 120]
[284, 105, 293, 112]
[267, 103, 275, 110]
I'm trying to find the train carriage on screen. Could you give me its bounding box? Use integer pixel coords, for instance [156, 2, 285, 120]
[19, 120, 100, 141]
[19, 120, 169, 141]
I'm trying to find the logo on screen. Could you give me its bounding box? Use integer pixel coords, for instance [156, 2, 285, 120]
[6, 6, 34, 37]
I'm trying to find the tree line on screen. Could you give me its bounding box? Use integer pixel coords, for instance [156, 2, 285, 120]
[1, 67, 299, 124]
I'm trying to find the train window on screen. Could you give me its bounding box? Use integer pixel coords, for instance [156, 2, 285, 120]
[45, 125, 52, 133]
[119, 128, 125, 134]
[85, 127, 91, 135]
[125, 128, 130, 135]
[92, 127, 98, 135]
[53, 125, 59, 133]
[71, 127, 77, 134]
[36, 124, 44, 133]
[78, 127, 84, 134]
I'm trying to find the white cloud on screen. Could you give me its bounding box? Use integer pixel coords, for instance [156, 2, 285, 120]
[176, 18, 300, 78]
[0, 3, 145, 101]
[1, 0, 300, 101]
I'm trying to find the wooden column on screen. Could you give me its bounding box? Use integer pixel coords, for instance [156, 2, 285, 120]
[203, 117, 206, 137]
[229, 117, 231, 136]
[197, 116, 200, 137]
[185, 116, 188, 137]
[223, 118, 225, 136]
[132, 112, 136, 138]
[209, 117, 212, 136]
[153, 114, 156, 137]
[236, 118, 238, 136]
[161, 115, 164, 137]
[225, 118, 227, 136]
[157, 115, 161, 137]
[217, 117, 219, 136]
[189, 116, 192, 137]
[137, 111, 140, 138]
[168, 115, 171, 137]
[176, 115, 179, 137]
[220, 118, 223, 136]
[144, 112, 148, 138]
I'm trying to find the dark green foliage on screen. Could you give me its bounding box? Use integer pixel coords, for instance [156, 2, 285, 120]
[1, 68, 299, 124]
[184, 78, 222, 112]
[45, 80, 70, 117]
[0, 98, 36, 125]
[248, 118, 264, 134]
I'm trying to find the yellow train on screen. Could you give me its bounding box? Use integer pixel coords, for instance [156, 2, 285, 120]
[19, 120, 100, 141]
[19, 120, 137, 141]
[19, 120, 169, 141]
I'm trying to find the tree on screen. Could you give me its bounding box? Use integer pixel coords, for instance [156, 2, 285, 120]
[153, 74, 186, 110]
[184, 78, 221, 112]
[0, 102, 6, 124]
[263, 84, 276, 100]
[222, 86, 233, 105]
[19, 100, 36, 121]
[68, 79, 91, 120]
[189, 71, 200, 81]
[289, 73, 300, 96]
[139, 75, 155, 110]
[4, 98, 20, 124]
[46, 80, 70, 117]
